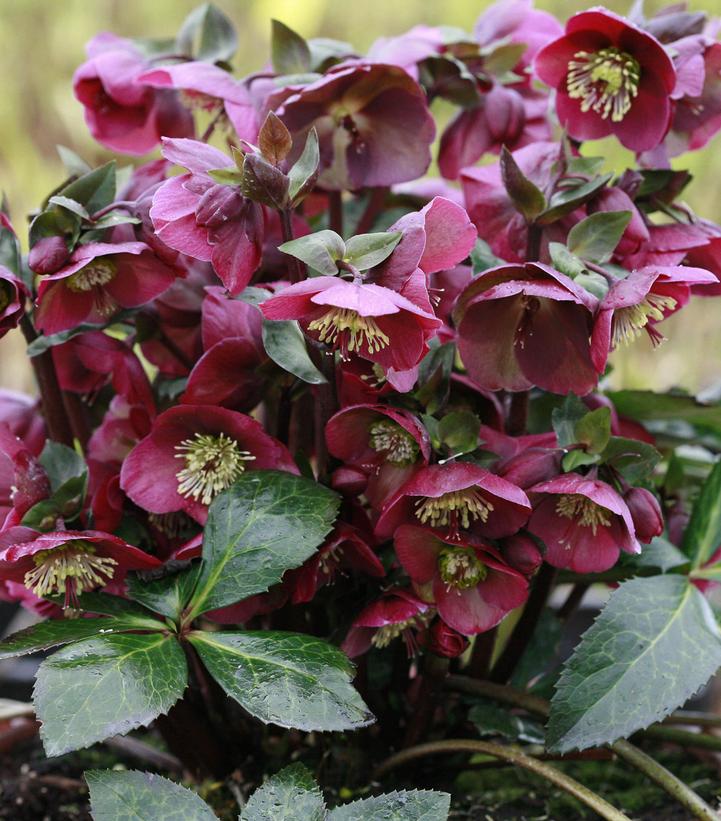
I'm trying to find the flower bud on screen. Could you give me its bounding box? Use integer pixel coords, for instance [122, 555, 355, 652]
[624, 487, 664, 543]
[501, 533, 543, 576]
[28, 236, 71, 275]
[498, 447, 561, 489]
[426, 620, 469, 658]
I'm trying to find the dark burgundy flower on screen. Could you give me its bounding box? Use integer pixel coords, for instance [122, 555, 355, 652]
[0, 425, 50, 529]
[501, 533, 543, 576]
[534, 8, 676, 152]
[120, 405, 298, 523]
[73, 33, 193, 155]
[0, 266, 26, 338]
[455, 263, 600, 395]
[35, 241, 180, 335]
[0, 528, 160, 608]
[274, 62, 436, 190]
[261, 277, 440, 372]
[395, 525, 528, 634]
[341, 587, 432, 657]
[375, 462, 530, 542]
[424, 620, 469, 658]
[528, 473, 641, 573]
[590, 265, 716, 370]
[151, 139, 264, 296]
[624, 487, 664, 543]
[28, 236, 71, 276]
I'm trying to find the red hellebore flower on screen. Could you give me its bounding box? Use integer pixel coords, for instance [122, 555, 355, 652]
[73, 33, 193, 155]
[0, 528, 160, 609]
[528, 473, 641, 573]
[341, 587, 432, 658]
[150, 138, 265, 296]
[455, 263, 600, 396]
[534, 8, 676, 152]
[425, 620, 469, 658]
[35, 241, 180, 335]
[375, 462, 531, 542]
[326, 404, 431, 510]
[590, 265, 716, 370]
[261, 277, 441, 372]
[120, 405, 298, 523]
[395, 525, 528, 634]
[0, 424, 50, 529]
[273, 62, 436, 190]
[0, 266, 26, 339]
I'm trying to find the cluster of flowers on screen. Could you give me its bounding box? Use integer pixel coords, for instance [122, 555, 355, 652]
[1, 0, 720, 660]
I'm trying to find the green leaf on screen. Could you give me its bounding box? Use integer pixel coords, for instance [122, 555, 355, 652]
[499, 147, 546, 222]
[600, 436, 662, 484]
[57, 145, 91, 178]
[548, 242, 586, 279]
[60, 161, 116, 214]
[26, 322, 106, 357]
[279, 230, 345, 276]
[66, 592, 160, 620]
[629, 536, 688, 573]
[207, 166, 244, 185]
[126, 563, 201, 622]
[240, 764, 326, 821]
[0, 219, 20, 276]
[547, 575, 721, 753]
[538, 174, 613, 225]
[176, 3, 237, 62]
[470, 702, 545, 744]
[470, 238, 504, 274]
[40, 440, 87, 494]
[438, 410, 480, 456]
[288, 128, 320, 203]
[575, 406, 611, 454]
[188, 470, 339, 616]
[573, 270, 610, 300]
[682, 459, 721, 569]
[190, 631, 373, 731]
[262, 319, 327, 384]
[91, 211, 141, 230]
[35, 633, 187, 756]
[567, 211, 631, 264]
[47, 195, 90, 220]
[86, 769, 216, 821]
[328, 791, 451, 820]
[608, 390, 721, 435]
[0, 615, 162, 661]
[343, 231, 401, 270]
[551, 394, 588, 448]
[240, 154, 290, 209]
[415, 341, 455, 414]
[271, 19, 312, 75]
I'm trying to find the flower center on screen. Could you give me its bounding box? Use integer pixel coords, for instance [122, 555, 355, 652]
[556, 494, 612, 535]
[147, 511, 195, 539]
[175, 432, 255, 506]
[23, 540, 117, 606]
[368, 419, 419, 465]
[567, 47, 641, 122]
[611, 293, 677, 348]
[371, 613, 429, 650]
[67, 259, 117, 292]
[414, 488, 495, 537]
[308, 308, 390, 358]
[438, 546, 487, 591]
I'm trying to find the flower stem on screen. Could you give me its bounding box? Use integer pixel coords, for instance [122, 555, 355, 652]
[525, 223, 542, 263]
[642, 724, 721, 753]
[354, 187, 387, 234]
[279, 207, 305, 282]
[200, 108, 225, 143]
[374, 739, 630, 821]
[328, 190, 344, 237]
[403, 654, 449, 747]
[506, 390, 529, 436]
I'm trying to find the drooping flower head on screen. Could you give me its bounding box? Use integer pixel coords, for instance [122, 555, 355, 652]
[0, 266, 26, 338]
[534, 8, 676, 152]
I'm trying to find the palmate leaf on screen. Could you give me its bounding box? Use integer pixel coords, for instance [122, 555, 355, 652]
[189, 631, 373, 731]
[328, 791, 451, 820]
[188, 470, 339, 616]
[86, 769, 216, 821]
[126, 563, 201, 621]
[240, 764, 326, 821]
[34, 633, 187, 756]
[547, 575, 721, 753]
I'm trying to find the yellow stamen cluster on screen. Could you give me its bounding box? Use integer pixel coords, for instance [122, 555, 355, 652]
[67, 259, 117, 292]
[567, 47, 641, 122]
[308, 308, 390, 357]
[175, 432, 255, 506]
[23, 541, 117, 599]
[611, 293, 677, 348]
[415, 488, 495, 531]
[371, 613, 430, 649]
[368, 419, 419, 465]
[438, 546, 487, 591]
[556, 494, 612, 535]
[147, 511, 194, 539]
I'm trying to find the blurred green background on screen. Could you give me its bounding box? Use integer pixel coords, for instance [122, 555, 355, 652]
[0, 0, 719, 396]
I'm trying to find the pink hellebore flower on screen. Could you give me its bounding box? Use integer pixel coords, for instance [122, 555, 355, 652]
[274, 62, 436, 190]
[138, 61, 258, 142]
[0, 266, 26, 338]
[590, 265, 716, 370]
[534, 8, 676, 152]
[395, 525, 528, 635]
[365, 25, 444, 79]
[455, 263, 600, 396]
[0, 528, 161, 609]
[35, 241, 180, 335]
[375, 462, 531, 542]
[120, 405, 298, 523]
[73, 33, 193, 155]
[341, 587, 432, 657]
[528, 474, 642, 573]
[261, 277, 441, 372]
[151, 139, 265, 296]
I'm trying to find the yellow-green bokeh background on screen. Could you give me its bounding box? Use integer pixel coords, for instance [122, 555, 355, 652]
[0, 0, 719, 395]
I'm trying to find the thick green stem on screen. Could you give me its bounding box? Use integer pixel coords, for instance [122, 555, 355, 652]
[445, 677, 720, 821]
[642, 725, 721, 753]
[374, 739, 630, 821]
[665, 711, 721, 729]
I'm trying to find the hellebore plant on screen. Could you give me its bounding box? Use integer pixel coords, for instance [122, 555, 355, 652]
[4, 3, 721, 819]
